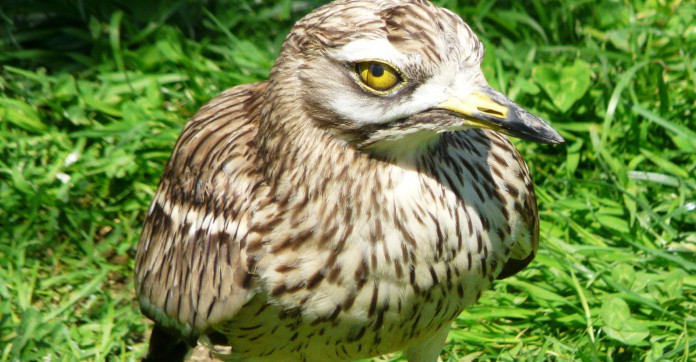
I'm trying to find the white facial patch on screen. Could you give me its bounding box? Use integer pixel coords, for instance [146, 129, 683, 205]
[438, 66, 484, 101]
[330, 38, 407, 65]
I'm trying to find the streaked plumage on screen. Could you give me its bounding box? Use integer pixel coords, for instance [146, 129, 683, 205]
[135, 0, 563, 361]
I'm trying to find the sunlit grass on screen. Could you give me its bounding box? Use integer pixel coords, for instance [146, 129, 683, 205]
[1, 0, 694, 360]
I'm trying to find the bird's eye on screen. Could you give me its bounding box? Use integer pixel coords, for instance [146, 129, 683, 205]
[355, 62, 403, 92]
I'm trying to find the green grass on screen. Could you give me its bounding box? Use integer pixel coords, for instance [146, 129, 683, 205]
[0, 0, 694, 360]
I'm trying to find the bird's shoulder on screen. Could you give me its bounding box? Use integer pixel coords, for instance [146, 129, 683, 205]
[165, 82, 267, 184]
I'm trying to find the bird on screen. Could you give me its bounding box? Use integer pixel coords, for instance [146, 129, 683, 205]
[134, 0, 564, 361]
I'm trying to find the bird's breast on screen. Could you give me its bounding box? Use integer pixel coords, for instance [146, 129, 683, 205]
[213, 131, 532, 359]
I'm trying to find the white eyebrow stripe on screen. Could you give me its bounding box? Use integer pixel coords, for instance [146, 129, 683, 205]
[330, 38, 407, 64]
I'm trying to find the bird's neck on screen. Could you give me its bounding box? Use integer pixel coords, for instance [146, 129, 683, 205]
[257, 110, 367, 199]
[255, 66, 356, 196]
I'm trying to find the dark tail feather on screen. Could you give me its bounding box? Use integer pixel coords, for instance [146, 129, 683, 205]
[142, 325, 189, 362]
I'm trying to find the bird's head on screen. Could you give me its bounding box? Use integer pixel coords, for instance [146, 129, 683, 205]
[267, 0, 563, 157]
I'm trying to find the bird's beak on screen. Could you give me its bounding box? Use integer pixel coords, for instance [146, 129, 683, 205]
[437, 86, 564, 144]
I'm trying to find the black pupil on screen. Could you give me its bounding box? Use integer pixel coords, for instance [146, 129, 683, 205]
[369, 63, 384, 77]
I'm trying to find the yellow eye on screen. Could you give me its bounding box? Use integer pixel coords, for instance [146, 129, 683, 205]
[355, 62, 402, 92]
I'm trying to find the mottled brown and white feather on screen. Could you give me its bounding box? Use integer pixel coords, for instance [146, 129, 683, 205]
[136, 84, 269, 339]
[135, 0, 547, 361]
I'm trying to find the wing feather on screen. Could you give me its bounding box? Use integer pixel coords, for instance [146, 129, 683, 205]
[135, 82, 268, 339]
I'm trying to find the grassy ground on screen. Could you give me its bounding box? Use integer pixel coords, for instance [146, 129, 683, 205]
[0, 0, 694, 360]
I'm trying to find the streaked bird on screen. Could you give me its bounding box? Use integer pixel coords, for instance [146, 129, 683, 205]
[135, 0, 564, 360]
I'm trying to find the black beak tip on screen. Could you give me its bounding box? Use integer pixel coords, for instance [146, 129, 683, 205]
[541, 132, 565, 145]
[545, 129, 565, 145]
[505, 125, 565, 145]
